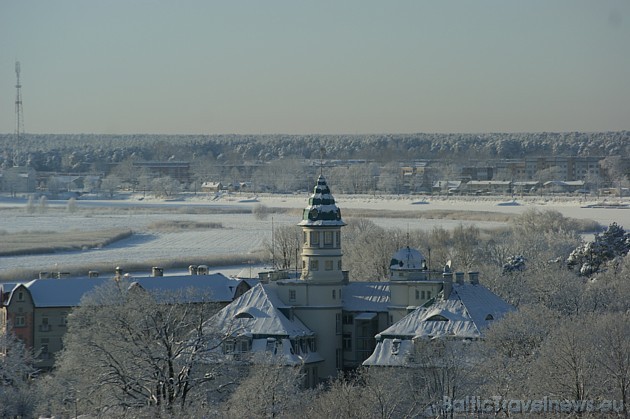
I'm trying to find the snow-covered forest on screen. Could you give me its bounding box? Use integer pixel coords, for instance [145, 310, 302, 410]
[1, 131, 629, 172]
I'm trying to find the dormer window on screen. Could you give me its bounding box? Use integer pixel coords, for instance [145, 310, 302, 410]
[485, 314, 494, 321]
[426, 315, 449, 321]
[392, 339, 401, 355]
[235, 312, 254, 319]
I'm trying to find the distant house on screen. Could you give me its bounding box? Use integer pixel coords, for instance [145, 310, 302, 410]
[201, 181, 223, 192]
[432, 180, 462, 194]
[542, 180, 586, 194]
[0, 272, 253, 370]
[0, 166, 36, 194]
[465, 180, 512, 195]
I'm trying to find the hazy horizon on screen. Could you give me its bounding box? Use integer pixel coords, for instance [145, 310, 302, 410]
[1, 1, 629, 135]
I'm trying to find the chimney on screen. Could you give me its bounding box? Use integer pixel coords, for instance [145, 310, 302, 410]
[152, 267, 164, 277]
[197, 265, 208, 275]
[39, 272, 50, 279]
[442, 272, 453, 299]
[468, 271, 479, 285]
[455, 272, 465, 285]
[188, 265, 198, 275]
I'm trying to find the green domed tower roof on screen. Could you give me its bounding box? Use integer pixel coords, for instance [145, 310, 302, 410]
[298, 175, 345, 227]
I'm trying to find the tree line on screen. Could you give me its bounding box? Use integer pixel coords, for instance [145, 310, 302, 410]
[2, 131, 629, 173]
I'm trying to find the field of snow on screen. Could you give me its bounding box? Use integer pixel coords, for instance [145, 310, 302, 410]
[1, 192, 629, 277]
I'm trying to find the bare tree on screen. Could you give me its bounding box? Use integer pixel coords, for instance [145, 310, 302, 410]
[222, 357, 309, 418]
[47, 280, 227, 417]
[266, 224, 302, 270]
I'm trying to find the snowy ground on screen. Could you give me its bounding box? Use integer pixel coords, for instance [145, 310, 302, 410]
[1, 192, 629, 277]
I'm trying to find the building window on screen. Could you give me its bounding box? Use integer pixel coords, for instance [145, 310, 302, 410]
[59, 312, 68, 327]
[40, 317, 51, 332]
[40, 339, 50, 359]
[302, 260, 306, 269]
[310, 231, 319, 245]
[325, 260, 333, 271]
[332, 289, 336, 300]
[324, 231, 333, 246]
[336, 348, 343, 369]
[343, 314, 353, 325]
[427, 291, 432, 299]
[343, 333, 352, 350]
[336, 232, 341, 247]
[303, 232, 307, 244]
[337, 260, 342, 270]
[289, 289, 296, 302]
[310, 260, 319, 271]
[421, 291, 426, 299]
[17, 292, 24, 301]
[336, 313, 342, 334]
[415, 290, 420, 300]
[14, 315, 25, 328]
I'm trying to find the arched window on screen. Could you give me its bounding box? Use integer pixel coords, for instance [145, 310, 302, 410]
[235, 312, 254, 319]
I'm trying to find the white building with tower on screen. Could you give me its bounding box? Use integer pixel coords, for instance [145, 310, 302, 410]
[205, 175, 514, 385]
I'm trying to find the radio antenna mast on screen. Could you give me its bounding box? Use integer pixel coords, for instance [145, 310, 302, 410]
[14, 61, 24, 166]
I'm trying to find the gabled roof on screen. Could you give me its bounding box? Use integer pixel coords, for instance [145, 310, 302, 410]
[363, 282, 514, 366]
[6, 273, 241, 308]
[377, 282, 514, 340]
[343, 282, 390, 312]
[204, 283, 314, 339]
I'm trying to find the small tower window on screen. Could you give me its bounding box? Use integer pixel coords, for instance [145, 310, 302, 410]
[310, 232, 319, 245]
[325, 260, 333, 271]
[415, 290, 420, 300]
[324, 231, 333, 246]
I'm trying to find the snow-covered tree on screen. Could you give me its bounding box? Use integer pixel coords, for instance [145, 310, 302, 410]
[0, 329, 38, 418]
[567, 222, 630, 276]
[47, 281, 228, 417]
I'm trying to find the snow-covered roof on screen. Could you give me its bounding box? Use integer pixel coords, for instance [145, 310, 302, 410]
[390, 247, 426, 271]
[8, 273, 241, 308]
[204, 283, 314, 339]
[298, 175, 345, 227]
[342, 282, 390, 312]
[363, 282, 514, 366]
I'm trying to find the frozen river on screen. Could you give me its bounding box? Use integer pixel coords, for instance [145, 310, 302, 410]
[1, 194, 628, 277]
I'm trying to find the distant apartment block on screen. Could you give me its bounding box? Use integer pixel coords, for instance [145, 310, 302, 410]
[133, 161, 191, 185]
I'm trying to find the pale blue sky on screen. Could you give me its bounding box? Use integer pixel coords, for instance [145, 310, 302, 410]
[1, 1, 628, 135]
